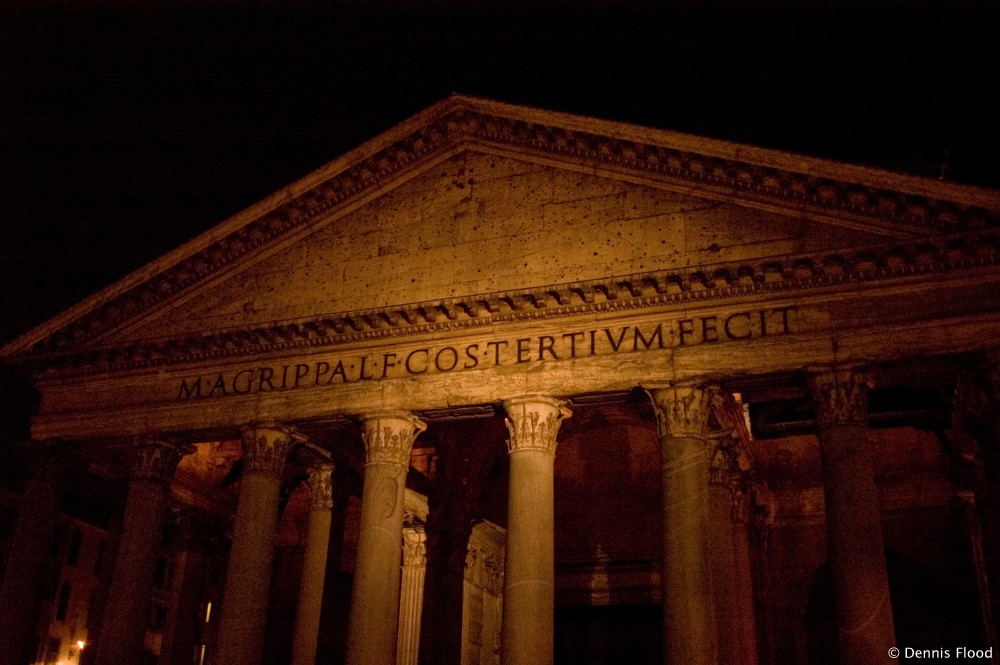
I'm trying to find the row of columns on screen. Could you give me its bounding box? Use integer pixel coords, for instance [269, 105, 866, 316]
[0, 365, 962, 665]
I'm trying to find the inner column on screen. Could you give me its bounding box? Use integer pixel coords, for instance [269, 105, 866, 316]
[500, 394, 571, 665]
[648, 386, 719, 665]
[291, 460, 335, 665]
[808, 368, 897, 665]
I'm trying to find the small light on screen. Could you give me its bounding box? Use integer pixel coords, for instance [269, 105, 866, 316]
[77, 641, 86, 650]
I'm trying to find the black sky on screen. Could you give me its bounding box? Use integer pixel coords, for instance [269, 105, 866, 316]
[1, 1, 998, 345]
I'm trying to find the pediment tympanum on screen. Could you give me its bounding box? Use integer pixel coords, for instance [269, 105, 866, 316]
[4, 95, 999, 439]
[117, 151, 893, 345]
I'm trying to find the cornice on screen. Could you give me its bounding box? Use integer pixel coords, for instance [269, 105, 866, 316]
[6, 96, 999, 361]
[10, 227, 1000, 379]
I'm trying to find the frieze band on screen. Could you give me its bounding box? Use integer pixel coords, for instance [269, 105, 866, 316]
[175, 307, 797, 401]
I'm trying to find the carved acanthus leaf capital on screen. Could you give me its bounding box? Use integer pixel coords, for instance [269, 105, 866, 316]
[808, 368, 873, 429]
[648, 386, 714, 440]
[401, 526, 427, 567]
[305, 462, 335, 511]
[241, 422, 296, 479]
[708, 434, 755, 523]
[503, 395, 571, 456]
[361, 412, 426, 468]
[131, 436, 194, 485]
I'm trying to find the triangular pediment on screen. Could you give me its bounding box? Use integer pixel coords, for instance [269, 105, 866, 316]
[5, 95, 998, 370]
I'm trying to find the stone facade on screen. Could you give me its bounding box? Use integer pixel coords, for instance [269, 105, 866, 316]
[2, 95, 999, 665]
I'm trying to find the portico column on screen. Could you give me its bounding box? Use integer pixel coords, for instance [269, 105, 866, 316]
[397, 525, 427, 665]
[95, 436, 193, 665]
[345, 411, 426, 665]
[808, 368, 896, 665]
[708, 438, 759, 665]
[291, 461, 335, 665]
[648, 386, 718, 665]
[0, 445, 70, 665]
[160, 511, 217, 665]
[500, 394, 571, 665]
[216, 422, 296, 665]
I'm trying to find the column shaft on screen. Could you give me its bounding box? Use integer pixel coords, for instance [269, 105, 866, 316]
[345, 412, 425, 665]
[500, 395, 570, 665]
[215, 423, 295, 665]
[160, 546, 209, 665]
[810, 370, 896, 665]
[95, 438, 190, 665]
[0, 453, 65, 665]
[650, 386, 718, 665]
[707, 483, 758, 664]
[291, 462, 334, 665]
[397, 527, 427, 665]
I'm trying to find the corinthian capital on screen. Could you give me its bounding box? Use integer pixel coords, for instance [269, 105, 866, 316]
[241, 422, 296, 478]
[305, 462, 335, 511]
[808, 368, 873, 429]
[361, 411, 427, 468]
[131, 435, 195, 485]
[401, 526, 427, 567]
[648, 386, 713, 440]
[503, 395, 572, 456]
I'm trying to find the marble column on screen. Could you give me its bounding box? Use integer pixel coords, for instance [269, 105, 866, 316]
[808, 368, 896, 665]
[160, 511, 216, 665]
[707, 438, 759, 665]
[0, 445, 70, 665]
[649, 386, 718, 665]
[95, 436, 193, 665]
[215, 422, 296, 665]
[397, 525, 427, 665]
[345, 411, 426, 665]
[500, 395, 571, 665]
[291, 461, 335, 665]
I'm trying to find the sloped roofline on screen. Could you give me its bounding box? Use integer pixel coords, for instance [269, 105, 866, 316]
[4, 93, 998, 357]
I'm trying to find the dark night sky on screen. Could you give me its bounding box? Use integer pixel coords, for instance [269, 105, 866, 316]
[1, 0, 998, 345]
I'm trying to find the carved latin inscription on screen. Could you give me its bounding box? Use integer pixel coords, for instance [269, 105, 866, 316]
[175, 307, 798, 401]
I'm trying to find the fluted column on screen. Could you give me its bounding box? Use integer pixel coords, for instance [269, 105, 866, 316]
[95, 436, 193, 665]
[216, 423, 296, 665]
[0, 445, 70, 665]
[291, 461, 335, 665]
[649, 386, 718, 665]
[500, 395, 571, 665]
[345, 411, 426, 665]
[397, 525, 427, 665]
[808, 368, 896, 665]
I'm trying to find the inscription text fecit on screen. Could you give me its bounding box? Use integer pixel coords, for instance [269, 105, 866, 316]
[175, 306, 797, 401]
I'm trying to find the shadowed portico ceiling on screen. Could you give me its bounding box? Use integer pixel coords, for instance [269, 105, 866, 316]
[4, 95, 999, 375]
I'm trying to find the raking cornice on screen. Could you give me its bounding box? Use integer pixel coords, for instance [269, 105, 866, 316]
[4, 95, 999, 360]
